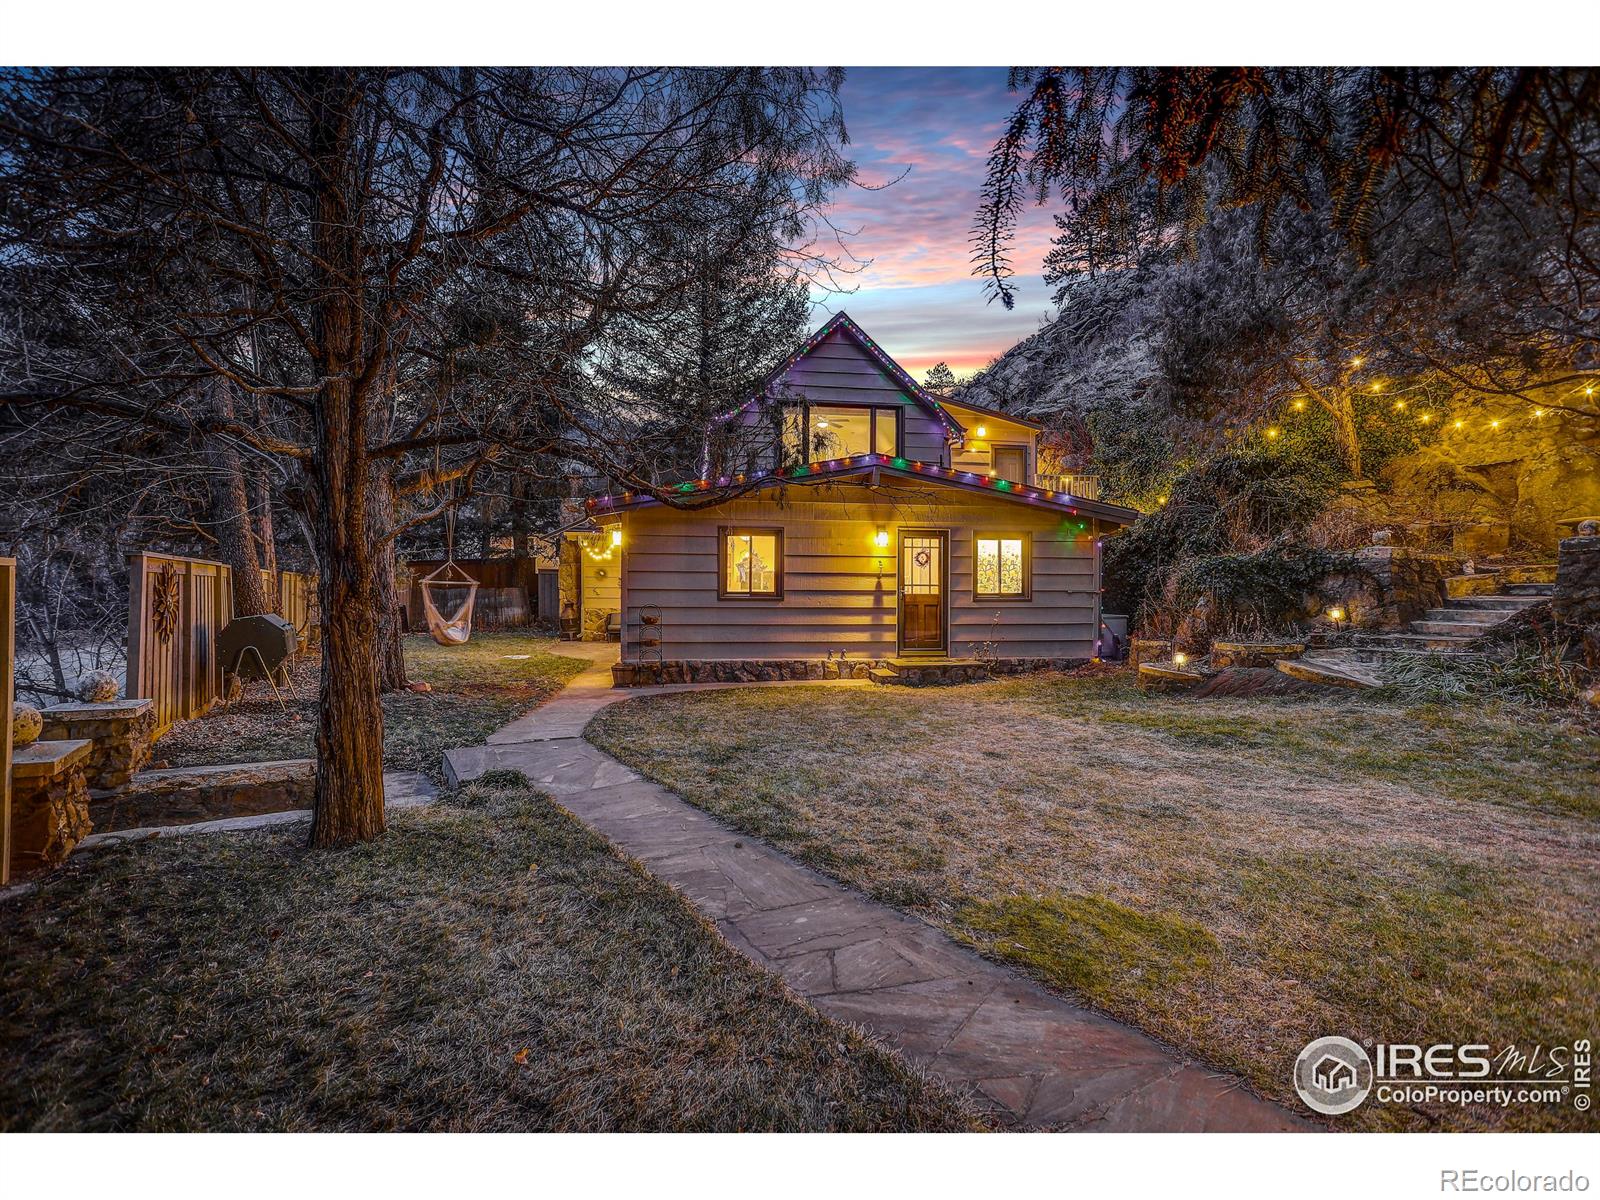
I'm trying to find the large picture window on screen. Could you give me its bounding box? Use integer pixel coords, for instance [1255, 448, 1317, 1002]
[974, 533, 1030, 600]
[797, 405, 900, 460]
[720, 527, 783, 599]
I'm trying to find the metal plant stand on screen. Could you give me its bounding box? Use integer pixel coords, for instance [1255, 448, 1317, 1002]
[636, 605, 664, 666]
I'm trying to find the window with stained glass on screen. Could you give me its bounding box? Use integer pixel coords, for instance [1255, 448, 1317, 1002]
[974, 534, 1029, 599]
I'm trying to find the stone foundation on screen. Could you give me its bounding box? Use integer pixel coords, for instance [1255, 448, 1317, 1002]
[91, 758, 317, 833]
[39, 698, 156, 790]
[611, 656, 1085, 688]
[9, 739, 93, 875]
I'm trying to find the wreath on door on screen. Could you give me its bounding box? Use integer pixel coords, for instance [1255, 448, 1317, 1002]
[152, 562, 181, 643]
[914, 549, 932, 568]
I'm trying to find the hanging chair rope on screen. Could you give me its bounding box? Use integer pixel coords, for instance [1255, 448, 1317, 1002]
[419, 482, 478, 646]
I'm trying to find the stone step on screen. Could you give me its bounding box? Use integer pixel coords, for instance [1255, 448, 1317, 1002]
[1347, 631, 1482, 653]
[1422, 606, 1518, 624]
[867, 667, 899, 686]
[1503, 583, 1554, 596]
[1409, 620, 1495, 638]
[1275, 655, 1381, 690]
[1316, 644, 1487, 666]
[1440, 593, 1546, 611]
[1500, 564, 1557, 585]
[1137, 661, 1205, 690]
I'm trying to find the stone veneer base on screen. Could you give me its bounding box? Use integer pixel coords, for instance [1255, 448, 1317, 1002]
[612, 657, 1086, 688]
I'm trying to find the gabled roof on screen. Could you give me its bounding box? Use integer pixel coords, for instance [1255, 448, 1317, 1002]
[584, 451, 1140, 526]
[720, 311, 967, 443]
[941, 394, 1044, 431]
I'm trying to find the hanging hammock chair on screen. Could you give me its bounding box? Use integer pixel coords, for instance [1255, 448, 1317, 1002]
[420, 559, 478, 646]
[418, 495, 477, 645]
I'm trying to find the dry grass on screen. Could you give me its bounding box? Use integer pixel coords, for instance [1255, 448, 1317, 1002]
[588, 669, 1600, 1133]
[0, 772, 977, 1132]
[158, 633, 587, 781]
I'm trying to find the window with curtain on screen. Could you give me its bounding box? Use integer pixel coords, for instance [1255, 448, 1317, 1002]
[974, 534, 1030, 599]
[720, 528, 783, 598]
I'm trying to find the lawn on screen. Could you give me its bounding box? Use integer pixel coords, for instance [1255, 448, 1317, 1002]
[158, 632, 587, 781]
[0, 772, 977, 1132]
[587, 668, 1600, 1133]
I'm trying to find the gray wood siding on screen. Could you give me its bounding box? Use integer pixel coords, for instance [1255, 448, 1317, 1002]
[734, 327, 951, 468]
[619, 484, 1101, 661]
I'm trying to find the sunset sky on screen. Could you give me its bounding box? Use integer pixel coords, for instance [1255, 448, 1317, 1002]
[811, 67, 1061, 381]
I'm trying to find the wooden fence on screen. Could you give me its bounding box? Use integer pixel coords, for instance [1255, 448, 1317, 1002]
[1, 557, 14, 885]
[126, 552, 234, 737]
[402, 558, 539, 631]
[260, 568, 318, 651]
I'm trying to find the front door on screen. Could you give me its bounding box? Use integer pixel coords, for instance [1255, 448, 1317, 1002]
[898, 530, 947, 654]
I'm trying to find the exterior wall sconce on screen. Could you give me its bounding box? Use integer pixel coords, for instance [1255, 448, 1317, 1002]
[874, 527, 889, 549]
[610, 527, 623, 548]
[975, 424, 988, 438]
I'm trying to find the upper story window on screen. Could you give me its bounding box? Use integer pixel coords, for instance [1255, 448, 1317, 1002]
[797, 405, 900, 460]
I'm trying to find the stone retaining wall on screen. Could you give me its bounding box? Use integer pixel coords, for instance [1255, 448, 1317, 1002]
[92, 759, 316, 833]
[1554, 536, 1600, 627]
[9, 740, 93, 875]
[39, 699, 156, 790]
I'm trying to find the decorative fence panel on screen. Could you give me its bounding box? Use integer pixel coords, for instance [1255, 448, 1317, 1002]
[1, 557, 14, 885]
[126, 552, 234, 737]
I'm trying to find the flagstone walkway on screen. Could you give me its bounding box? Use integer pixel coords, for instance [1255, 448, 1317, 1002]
[444, 643, 1303, 1131]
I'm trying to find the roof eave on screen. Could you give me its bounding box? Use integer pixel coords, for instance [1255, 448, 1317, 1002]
[586, 453, 1141, 526]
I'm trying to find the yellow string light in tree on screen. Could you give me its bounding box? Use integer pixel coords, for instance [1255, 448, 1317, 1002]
[1491, 420, 1502, 430]
[1454, 420, 1465, 430]
[1370, 382, 1383, 393]
[1292, 398, 1307, 411]
[1392, 399, 1406, 411]
[1350, 357, 1363, 368]
[1266, 427, 1281, 440]
[1418, 413, 1433, 423]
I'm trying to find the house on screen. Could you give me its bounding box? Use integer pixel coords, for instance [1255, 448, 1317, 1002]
[1312, 1055, 1358, 1094]
[561, 312, 1139, 684]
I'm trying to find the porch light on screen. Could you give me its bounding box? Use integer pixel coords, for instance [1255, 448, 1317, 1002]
[610, 528, 622, 548]
[1173, 652, 1188, 667]
[874, 527, 889, 549]
[1327, 607, 1345, 621]
[975, 424, 987, 437]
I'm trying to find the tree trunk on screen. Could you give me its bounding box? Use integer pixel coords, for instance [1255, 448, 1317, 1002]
[307, 75, 386, 849]
[1327, 393, 1364, 480]
[368, 465, 409, 692]
[250, 462, 279, 611]
[208, 412, 270, 617]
